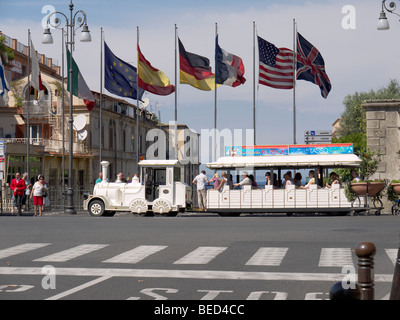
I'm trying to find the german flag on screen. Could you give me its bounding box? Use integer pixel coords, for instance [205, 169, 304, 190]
[179, 38, 216, 91]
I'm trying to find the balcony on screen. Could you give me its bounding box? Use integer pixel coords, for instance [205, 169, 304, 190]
[21, 100, 52, 119]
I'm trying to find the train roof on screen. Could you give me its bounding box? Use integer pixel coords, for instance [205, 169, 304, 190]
[138, 159, 182, 167]
[206, 154, 361, 170]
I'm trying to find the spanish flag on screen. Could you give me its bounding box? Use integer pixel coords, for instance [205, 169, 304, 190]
[137, 44, 175, 96]
[179, 38, 216, 91]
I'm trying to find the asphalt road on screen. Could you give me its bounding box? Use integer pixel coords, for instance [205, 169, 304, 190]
[0, 211, 398, 302]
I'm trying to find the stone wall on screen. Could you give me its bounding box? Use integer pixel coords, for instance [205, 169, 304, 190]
[363, 100, 400, 213]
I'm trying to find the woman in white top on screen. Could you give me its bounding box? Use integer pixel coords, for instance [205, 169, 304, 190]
[30, 175, 48, 216]
[217, 172, 228, 191]
[284, 173, 294, 188]
[326, 172, 341, 188]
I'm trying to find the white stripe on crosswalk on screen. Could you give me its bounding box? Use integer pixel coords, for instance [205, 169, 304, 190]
[385, 249, 398, 265]
[245, 247, 289, 266]
[103, 245, 168, 264]
[34, 244, 108, 262]
[318, 248, 353, 267]
[173, 247, 227, 265]
[0, 243, 50, 260]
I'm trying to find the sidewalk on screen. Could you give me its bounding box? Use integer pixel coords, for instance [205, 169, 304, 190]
[0, 209, 88, 217]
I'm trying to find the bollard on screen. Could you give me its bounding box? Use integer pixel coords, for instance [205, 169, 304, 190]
[329, 281, 360, 300]
[389, 238, 400, 300]
[355, 241, 376, 300]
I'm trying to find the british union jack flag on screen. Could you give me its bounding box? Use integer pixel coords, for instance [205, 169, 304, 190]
[296, 32, 331, 98]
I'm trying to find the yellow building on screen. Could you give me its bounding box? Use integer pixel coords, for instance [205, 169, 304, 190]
[0, 32, 161, 209]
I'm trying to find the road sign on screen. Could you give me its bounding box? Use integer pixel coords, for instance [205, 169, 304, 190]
[304, 130, 332, 144]
[304, 130, 332, 136]
[304, 136, 332, 144]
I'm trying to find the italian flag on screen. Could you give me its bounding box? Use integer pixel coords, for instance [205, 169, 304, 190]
[67, 49, 95, 111]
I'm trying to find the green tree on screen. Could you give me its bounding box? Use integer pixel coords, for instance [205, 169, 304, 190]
[0, 35, 14, 62]
[335, 79, 400, 151]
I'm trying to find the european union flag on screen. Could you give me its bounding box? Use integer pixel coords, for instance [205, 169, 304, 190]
[104, 42, 144, 100]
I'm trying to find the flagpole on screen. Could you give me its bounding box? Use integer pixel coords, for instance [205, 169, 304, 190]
[293, 19, 297, 145]
[27, 29, 30, 191]
[253, 21, 256, 145]
[214, 22, 218, 162]
[174, 24, 178, 160]
[61, 28, 65, 196]
[136, 26, 140, 172]
[99, 27, 103, 164]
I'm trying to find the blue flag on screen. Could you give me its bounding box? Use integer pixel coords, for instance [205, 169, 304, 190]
[0, 56, 10, 104]
[104, 42, 144, 100]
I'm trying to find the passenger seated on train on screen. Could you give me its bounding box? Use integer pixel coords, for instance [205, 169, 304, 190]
[233, 171, 252, 188]
[326, 172, 341, 188]
[294, 172, 302, 187]
[115, 172, 127, 183]
[249, 174, 258, 188]
[217, 171, 228, 191]
[265, 172, 279, 188]
[283, 171, 294, 188]
[300, 170, 315, 189]
[351, 169, 361, 182]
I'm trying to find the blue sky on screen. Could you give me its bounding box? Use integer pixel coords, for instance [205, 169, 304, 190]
[1, 0, 400, 166]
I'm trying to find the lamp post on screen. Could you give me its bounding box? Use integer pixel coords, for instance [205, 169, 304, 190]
[42, 0, 91, 214]
[377, 0, 400, 30]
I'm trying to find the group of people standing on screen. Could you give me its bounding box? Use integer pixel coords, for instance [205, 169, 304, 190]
[9, 173, 48, 216]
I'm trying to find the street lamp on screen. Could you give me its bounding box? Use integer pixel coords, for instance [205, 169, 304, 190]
[42, 0, 91, 214]
[377, 0, 400, 30]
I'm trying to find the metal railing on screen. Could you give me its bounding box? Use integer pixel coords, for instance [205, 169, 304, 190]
[0, 185, 93, 213]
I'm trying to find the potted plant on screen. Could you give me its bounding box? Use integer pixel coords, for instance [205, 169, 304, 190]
[386, 179, 400, 202]
[350, 148, 384, 196]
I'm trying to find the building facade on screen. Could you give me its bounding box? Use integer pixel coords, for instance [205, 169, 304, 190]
[0, 32, 163, 209]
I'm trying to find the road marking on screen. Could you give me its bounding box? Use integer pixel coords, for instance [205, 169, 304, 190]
[0, 266, 393, 282]
[103, 245, 168, 264]
[385, 249, 398, 265]
[45, 276, 111, 300]
[245, 247, 288, 266]
[34, 244, 108, 262]
[0, 243, 50, 260]
[318, 248, 353, 267]
[173, 246, 227, 265]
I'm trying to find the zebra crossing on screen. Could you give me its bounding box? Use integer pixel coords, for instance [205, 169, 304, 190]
[0, 242, 397, 269]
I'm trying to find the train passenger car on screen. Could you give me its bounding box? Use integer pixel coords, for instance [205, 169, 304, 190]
[206, 145, 365, 216]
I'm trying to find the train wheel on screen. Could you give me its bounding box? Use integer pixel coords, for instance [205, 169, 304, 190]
[88, 200, 105, 217]
[152, 199, 172, 215]
[218, 212, 241, 217]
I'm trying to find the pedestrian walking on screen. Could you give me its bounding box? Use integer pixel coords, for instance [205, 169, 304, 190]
[192, 170, 209, 211]
[10, 172, 26, 215]
[30, 175, 47, 217]
[21, 172, 31, 212]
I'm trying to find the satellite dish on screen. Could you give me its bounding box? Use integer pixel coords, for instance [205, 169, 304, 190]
[73, 114, 87, 131]
[141, 98, 150, 108]
[77, 130, 88, 141]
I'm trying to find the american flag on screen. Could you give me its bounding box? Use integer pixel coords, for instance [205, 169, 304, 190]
[296, 32, 331, 98]
[258, 36, 294, 90]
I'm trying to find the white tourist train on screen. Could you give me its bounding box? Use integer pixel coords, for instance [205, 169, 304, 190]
[84, 160, 192, 216]
[205, 144, 366, 216]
